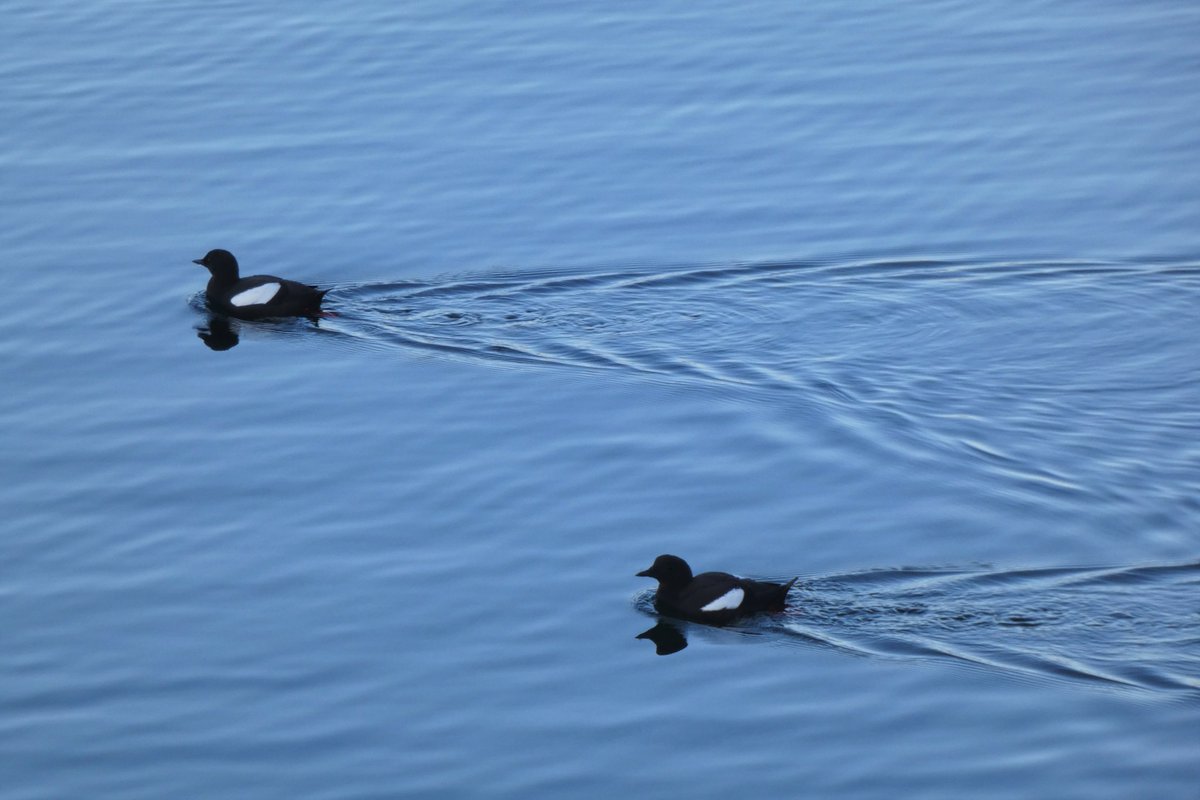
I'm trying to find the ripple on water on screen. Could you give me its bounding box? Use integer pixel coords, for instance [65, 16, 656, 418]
[305, 257, 1200, 524]
[635, 560, 1200, 695]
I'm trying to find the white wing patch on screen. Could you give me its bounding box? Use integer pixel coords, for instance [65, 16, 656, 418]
[700, 587, 744, 612]
[230, 282, 281, 307]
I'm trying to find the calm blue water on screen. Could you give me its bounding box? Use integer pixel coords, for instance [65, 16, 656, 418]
[3, 2, 1199, 798]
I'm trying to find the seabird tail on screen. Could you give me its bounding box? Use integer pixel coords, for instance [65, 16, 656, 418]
[771, 577, 799, 612]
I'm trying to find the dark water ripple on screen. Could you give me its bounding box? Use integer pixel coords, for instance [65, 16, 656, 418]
[312, 257, 1200, 517]
[638, 560, 1200, 695]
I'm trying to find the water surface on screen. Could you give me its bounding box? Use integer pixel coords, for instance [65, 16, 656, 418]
[2, 2, 1199, 798]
